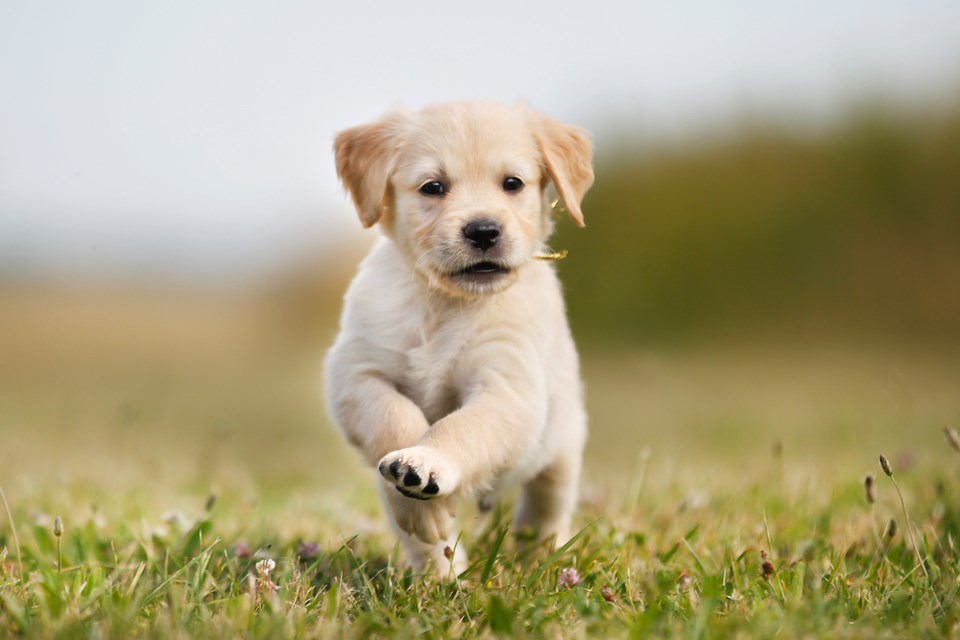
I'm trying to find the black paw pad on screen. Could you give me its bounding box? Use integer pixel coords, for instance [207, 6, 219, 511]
[388, 460, 402, 480]
[422, 476, 440, 495]
[402, 469, 421, 487]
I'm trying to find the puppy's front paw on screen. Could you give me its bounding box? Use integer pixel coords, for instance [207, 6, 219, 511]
[378, 446, 459, 500]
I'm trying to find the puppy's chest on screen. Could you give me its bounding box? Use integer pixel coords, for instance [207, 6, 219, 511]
[397, 324, 468, 423]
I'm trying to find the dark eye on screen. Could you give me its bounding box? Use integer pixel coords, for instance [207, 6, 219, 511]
[503, 176, 524, 192]
[419, 181, 446, 196]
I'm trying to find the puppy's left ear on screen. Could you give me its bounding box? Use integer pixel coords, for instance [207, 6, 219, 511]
[535, 114, 594, 227]
[334, 112, 405, 228]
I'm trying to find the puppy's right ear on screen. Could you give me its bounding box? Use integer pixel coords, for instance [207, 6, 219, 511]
[334, 113, 403, 228]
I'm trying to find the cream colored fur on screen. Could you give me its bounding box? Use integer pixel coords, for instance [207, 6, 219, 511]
[325, 101, 593, 576]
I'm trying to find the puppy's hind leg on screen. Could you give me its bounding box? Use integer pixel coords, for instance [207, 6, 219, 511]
[514, 446, 582, 547]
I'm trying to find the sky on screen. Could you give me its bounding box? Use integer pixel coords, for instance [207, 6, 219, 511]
[1, 0, 959, 283]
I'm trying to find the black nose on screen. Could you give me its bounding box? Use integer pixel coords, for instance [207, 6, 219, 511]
[462, 219, 501, 251]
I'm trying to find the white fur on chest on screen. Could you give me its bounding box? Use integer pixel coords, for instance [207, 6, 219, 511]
[398, 312, 474, 423]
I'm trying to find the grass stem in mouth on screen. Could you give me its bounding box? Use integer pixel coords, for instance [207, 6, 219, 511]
[533, 250, 568, 261]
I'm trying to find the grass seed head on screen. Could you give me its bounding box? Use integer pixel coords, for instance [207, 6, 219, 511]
[762, 560, 775, 579]
[53, 516, 63, 537]
[879, 454, 893, 477]
[864, 475, 876, 504]
[885, 517, 897, 540]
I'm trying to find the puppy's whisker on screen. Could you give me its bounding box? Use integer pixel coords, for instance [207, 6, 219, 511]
[410, 249, 439, 290]
[411, 251, 430, 277]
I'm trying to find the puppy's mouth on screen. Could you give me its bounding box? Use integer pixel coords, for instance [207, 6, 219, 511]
[430, 256, 518, 295]
[454, 261, 510, 277]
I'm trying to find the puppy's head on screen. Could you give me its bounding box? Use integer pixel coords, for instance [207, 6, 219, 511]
[335, 101, 593, 296]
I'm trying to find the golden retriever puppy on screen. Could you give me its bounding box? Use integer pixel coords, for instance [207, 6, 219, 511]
[325, 101, 593, 575]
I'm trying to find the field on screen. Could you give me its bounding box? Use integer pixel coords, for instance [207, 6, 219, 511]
[2, 288, 959, 638]
[3, 104, 959, 637]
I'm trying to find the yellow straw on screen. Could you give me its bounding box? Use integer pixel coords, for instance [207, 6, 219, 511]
[533, 250, 569, 261]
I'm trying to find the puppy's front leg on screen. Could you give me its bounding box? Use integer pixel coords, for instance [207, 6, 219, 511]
[327, 371, 430, 465]
[379, 355, 546, 499]
[327, 368, 461, 549]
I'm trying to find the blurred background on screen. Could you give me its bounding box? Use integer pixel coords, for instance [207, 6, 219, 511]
[2, 1, 959, 504]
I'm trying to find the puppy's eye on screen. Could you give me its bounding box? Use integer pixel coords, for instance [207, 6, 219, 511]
[419, 181, 447, 196]
[502, 176, 524, 192]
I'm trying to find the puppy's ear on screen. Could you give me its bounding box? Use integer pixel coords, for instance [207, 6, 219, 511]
[535, 115, 594, 227]
[334, 112, 404, 228]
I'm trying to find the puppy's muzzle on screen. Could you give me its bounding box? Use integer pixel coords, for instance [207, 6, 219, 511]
[462, 219, 501, 252]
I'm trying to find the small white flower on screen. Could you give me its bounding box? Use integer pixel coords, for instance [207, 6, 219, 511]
[255, 558, 276, 578]
[254, 558, 279, 593]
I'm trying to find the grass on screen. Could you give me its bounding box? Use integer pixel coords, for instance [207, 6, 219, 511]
[2, 448, 960, 638]
[2, 290, 960, 637]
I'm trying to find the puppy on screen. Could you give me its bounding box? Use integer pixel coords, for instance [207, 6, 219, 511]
[325, 101, 593, 575]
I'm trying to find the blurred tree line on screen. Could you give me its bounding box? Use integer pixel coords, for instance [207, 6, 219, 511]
[555, 104, 960, 347]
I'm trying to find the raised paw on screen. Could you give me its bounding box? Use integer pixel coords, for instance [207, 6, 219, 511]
[378, 446, 459, 500]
